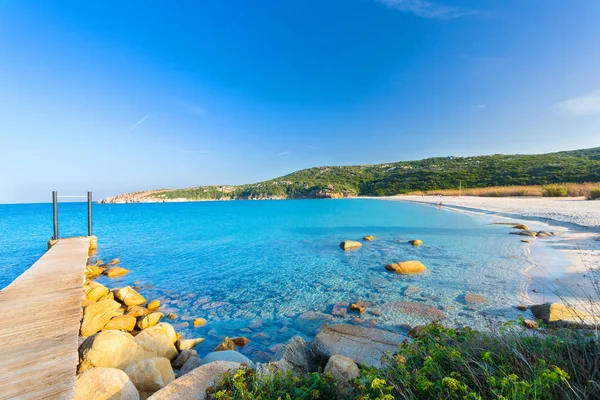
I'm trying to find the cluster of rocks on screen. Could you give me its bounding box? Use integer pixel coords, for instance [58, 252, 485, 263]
[78, 258, 254, 399]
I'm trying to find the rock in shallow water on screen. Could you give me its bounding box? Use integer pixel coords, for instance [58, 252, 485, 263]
[385, 260, 427, 275]
[311, 324, 406, 367]
[115, 287, 146, 307]
[339, 240, 362, 250]
[379, 301, 446, 321]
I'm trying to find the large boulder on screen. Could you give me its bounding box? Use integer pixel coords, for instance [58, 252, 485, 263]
[311, 324, 405, 367]
[79, 331, 147, 373]
[115, 286, 146, 306]
[86, 282, 110, 302]
[75, 367, 140, 400]
[200, 350, 254, 368]
[324, 355, 360, 396]
[531, 302, 594, 326]
[135, 323, 178, 361]
[339, 240, 362, 251]
[148, 361, 240, 400]
[124, 357, 175, 399]
[80, 299, 122, 336]
[385, 260, 427, 275]
[270, 336, 317, 375]
[294, 311, 334, 334]
[103, 315, 137, 332]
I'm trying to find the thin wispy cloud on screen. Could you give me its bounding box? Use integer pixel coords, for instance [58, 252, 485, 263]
[129, 115, 149, 131]
[277, 151, 291, 156]
[476, 104, 486, 109]
[304, 145, 323, 150]
[555, 92, 600, 116]
[376, 0, 479, 19]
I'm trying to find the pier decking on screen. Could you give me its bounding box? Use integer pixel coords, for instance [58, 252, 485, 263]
[0, 237, 92, 400]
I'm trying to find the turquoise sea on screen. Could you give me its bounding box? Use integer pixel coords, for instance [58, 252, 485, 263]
[0, 199, 556, 361]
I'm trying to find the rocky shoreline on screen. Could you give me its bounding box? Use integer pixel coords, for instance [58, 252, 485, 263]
[75, 235, 597, 399]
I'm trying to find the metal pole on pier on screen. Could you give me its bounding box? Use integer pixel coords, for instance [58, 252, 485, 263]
[52, 191, 59, 240]
[87, 191, 93, 236]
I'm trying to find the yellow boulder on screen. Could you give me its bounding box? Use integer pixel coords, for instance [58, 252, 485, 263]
[104, 266, 130, 278]
[86, 282, 109, 302]
[126, 305, 150, 318]
[213, 337, 236, 352]
[513, 224, 528, 230]
[408, 240, 423, 246]
[115, 286, 146, 307]
[193, 318, 207, 327]
[340, 240, 362, 251]
[102, 315, 137, 332]
[363, 236, 374, 241]
[385, 260, 427, 275]
[147, 300, 161, 311]
[137, 312, 164, 330]
[80, 299, 122, 336]
[85, 265, 105, 278]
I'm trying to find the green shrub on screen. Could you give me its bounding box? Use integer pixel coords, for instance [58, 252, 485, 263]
[590, 189, 600, 200]
[542, 186, 568, 197]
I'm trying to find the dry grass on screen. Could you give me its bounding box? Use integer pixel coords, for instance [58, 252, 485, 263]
[407, 182, 600, 199]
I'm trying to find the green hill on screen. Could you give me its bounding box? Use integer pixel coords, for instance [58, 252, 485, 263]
[101, 147, 600, 202]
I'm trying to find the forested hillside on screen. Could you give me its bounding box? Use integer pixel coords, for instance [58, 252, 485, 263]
[101, 147, 600, 202]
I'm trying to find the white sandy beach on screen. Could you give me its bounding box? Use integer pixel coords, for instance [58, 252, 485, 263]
[384, 195, 600, 319]
[390, 196, 600, 228]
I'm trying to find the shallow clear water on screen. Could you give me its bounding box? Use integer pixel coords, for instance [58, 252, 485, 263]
[0, 199, 553, 361]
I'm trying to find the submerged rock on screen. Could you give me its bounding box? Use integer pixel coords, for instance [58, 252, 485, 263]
[149, 361, 241, 399]
[232, 337, 250, 347]
[339, 240, 362, 250]
[379, 301, 446, 321]
[311, 324, 406, 367]
[403, 285, 422, 296]
[75, 367, 140, 400]
[464, 292, 488, 304]
[331, 302, 349, 318]
[294, 311, 333, 333]
[385, 260, 427, 275]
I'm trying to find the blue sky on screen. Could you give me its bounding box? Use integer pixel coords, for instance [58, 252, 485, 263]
[1, 0, 599, 203]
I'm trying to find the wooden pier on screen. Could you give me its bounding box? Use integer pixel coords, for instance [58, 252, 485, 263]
[0, 237, 93, 400]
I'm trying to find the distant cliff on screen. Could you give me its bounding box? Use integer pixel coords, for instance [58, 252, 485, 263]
[100, 147, 600, 203]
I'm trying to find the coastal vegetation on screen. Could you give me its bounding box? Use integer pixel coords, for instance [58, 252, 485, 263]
[209, 323, 600, 400]
[100, 147, 600, 203]
[410, 182, 600, 199]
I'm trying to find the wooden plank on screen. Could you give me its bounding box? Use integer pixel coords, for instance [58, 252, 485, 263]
[0, 237, 91, 400]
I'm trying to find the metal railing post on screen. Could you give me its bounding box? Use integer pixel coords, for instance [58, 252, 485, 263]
[52, 191, 59, 240]
[87, 191, 93, 236]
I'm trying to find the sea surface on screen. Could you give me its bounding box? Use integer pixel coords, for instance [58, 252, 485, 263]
[0, 199, 561, 361]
